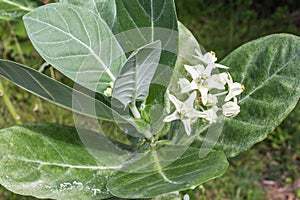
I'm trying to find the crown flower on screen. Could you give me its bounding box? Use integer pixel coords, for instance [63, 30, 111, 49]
[165, 49, 245, 136]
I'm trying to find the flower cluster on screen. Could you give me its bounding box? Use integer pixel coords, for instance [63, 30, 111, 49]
[164, 50, 244, 136]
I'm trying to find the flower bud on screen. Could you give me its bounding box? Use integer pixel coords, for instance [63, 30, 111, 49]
[222, 101, 240, 117]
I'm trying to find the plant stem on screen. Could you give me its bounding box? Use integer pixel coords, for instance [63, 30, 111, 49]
[50, 67, 56, 79]
[129, 103, 155, 141]
[8, 21, 26, 64]
[0, 82, 22, 124]
[129, 104, 141, 119]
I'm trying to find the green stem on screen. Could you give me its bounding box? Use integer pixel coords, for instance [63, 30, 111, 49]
[8, 21, 26, 64]
[50, 67, 56, 79]
[0, 82, 22, 124]
[129, 104, 141, 119]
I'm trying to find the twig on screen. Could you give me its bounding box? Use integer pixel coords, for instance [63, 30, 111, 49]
[0, 81, 22, 124]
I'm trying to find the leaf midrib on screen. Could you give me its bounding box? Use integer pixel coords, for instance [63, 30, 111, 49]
[0, 0, 33, 11]
[239, 47, 300, 104]
[1, 155, 121, 170]
[24, 7, 116, 81]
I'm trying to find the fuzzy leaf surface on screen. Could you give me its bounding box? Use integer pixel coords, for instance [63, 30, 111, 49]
[23, 3, 126, 93]
[193, 34, 300, 157]
[0, 60, 129, 123]
[107, 146, 228, 198]
[0, 0, 42, 20]
[0, 123, 122, 199]
[113, 41, 162, 107]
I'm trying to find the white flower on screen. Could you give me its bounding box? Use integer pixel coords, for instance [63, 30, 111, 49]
[104, 87, 112, 97]
[177, 78, 190, 92]
[163, 91, 202, 136]
[199, 106, 219, 123]
[224, 73, 244, 101]
[104, 81, 114, 97]
[222, 101, 240, 117]
[212, 72, 228, 86]
[180, 64, 226, 105]
[206, 94, 218, 106]
[194, 49, 229, 69]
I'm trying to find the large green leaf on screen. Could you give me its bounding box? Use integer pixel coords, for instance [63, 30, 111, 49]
[60, 0, 116, 29]
[0, 0, 42, 20]
[113, 0, 178, 105]
[0, 123, 120, 199]
[169, 22, 204, 89]
[113, 41, 162, 107]
[23, 3, 126, 94]
[60, 0, 178, 104]
[60, 0, 178, 54]
[107, 147, 228, 198]
[0, 59, 129, 123]
[176, 22, 202, 67]
[193, 34, 300, 157]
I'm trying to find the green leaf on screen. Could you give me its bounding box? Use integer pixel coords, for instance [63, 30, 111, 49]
[194, 34, 300, 157]
[113, 0, 178, 55]
[61, 0, 179, 104]
[0, 123, 119, 199]
[107, 147, 228, 198]
[61, 0, 178, 54]
[0, 59, 129, 123]
[60, 0, 116, 29]
[23, 3, 126, 93]
[113, 41, 162, 107]
[0, 0, 41, 20]
[176, 22, 203, 67]
[169, 22, 204, 89]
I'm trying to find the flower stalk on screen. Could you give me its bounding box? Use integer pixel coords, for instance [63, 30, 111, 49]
[0, 82, 22, 124]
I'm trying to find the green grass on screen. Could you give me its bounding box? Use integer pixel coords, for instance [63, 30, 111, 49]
[0, 0, 300, 199]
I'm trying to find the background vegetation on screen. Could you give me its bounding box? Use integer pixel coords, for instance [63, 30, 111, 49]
[0, 0, 299, 199]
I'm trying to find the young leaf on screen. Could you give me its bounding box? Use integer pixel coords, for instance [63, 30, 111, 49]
[0, 59, 128, 123]
[107, 147, 228, 198]
[0, 0, 41, 20]
[23, 3, 126, 93]
[112, 41, 162, 107]
[193, 34, 300, 157]
[0, 123, 119, 200]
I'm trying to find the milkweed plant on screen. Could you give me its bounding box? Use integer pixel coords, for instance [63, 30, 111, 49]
[0, 0, 299, 199]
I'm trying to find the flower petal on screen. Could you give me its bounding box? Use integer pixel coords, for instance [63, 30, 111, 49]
[163, 111, 180, 122]
[184, 91, 197, 106]
[181, 81, 198, 93]
[207, 76, 225, 90]
[181, 118, 192, 136]
[226, 72, 234, 85]
[215, 63, 229, 69]
[168, 94, 182, 111]
[222, 101, 240, 117]
[216, 72, 229, 85]
[206, 94, 218, 106]
[178, 78, 190, 90]
[201, 106, 218, 123]
[184, 65, 199, 80]
[225, 82, 244, 101]
[188, 109, 206, 118]
[198, 86, 209, 105]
